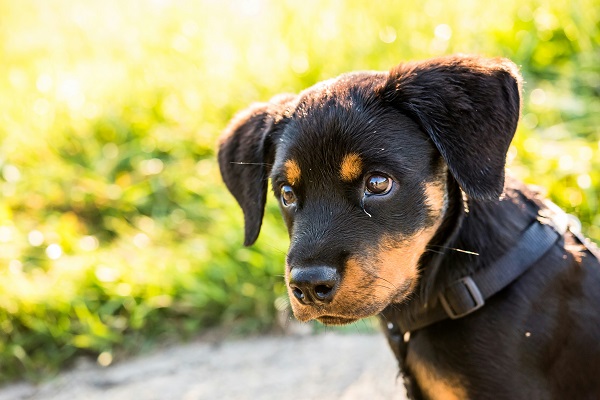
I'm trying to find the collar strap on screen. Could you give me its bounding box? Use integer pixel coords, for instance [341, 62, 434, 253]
[397, 218, 564, 333]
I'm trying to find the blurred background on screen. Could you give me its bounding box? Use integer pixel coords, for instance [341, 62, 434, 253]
[0, 0, 598, 383]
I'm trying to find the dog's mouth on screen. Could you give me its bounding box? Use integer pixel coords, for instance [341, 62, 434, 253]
[316, 315, 359, 326]
[291, 297, 391, 325]
[288, 276, 420, 326]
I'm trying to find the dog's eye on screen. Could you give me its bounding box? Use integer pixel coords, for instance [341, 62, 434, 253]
[281, 185, 297, 206]
[365, 174, 392, 195]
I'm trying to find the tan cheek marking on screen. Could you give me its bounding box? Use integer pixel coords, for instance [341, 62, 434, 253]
[340, 153, 363, 182]
[373, 225, 440, 302]
[371, 239, 422, 301]
[424, 181, 447, 217]
[407, 350, 467, 400]
[337, 258, 366, 303]
[284, 159, 301, 185]
[337, 223, 441, 310]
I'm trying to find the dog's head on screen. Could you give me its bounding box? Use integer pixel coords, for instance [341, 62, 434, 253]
[218, 55, 521, 325]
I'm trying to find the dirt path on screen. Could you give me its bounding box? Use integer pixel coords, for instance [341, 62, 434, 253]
[0, 333, 407, 400]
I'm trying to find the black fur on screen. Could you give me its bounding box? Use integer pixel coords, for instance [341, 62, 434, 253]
[218, 94, 295, 245]
[381, 56, 522, 200]
[218, 55, 600, 399]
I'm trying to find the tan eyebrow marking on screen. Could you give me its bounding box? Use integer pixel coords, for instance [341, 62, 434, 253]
[340, 153, 363, 182]
[284, 159, 301, 185]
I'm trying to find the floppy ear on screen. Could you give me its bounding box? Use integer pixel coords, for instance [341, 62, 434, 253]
[218, 94, 295, 246]
[381, 55, 522, 200]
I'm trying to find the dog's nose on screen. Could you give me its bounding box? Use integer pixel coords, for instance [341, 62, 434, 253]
[289, 266, 340, 304]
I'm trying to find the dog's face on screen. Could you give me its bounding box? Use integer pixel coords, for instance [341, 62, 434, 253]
[270, 89, 448, 324]
[219, 55, 521, 325]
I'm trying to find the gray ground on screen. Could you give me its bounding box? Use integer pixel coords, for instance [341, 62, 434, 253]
[0, 332, 408, 400]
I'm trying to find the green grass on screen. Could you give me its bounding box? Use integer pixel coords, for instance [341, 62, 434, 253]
[0, 0, 599, 383]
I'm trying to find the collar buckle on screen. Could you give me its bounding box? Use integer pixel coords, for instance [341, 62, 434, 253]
[439, 276, 485, 319]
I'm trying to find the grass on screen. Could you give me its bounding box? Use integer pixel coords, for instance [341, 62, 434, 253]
[0, 0, 598, 383]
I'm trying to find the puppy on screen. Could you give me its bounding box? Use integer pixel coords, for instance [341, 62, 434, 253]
[218, 55, 600, 399]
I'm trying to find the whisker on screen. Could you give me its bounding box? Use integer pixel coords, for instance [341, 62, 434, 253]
[229, 161, 273, 166]
[390, 303, 404, 313]
[426, 245, 479, 256]
[361, 319, 369, 332]
[449, 248, 479, 256]
[424, 249, 445, 255]
[379, 312, 392, 326]
[373, 275, 400, 292]
[261, 243, 288, 256]
[372, 283, 394, 292]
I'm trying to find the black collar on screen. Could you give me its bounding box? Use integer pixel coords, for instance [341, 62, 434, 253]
[388, 213, 570, 335]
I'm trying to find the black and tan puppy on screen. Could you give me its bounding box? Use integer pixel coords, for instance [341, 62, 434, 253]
[218, 55, 600, 399]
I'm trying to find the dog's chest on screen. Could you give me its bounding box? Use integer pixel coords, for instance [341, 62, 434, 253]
[405, 346, 467, 400]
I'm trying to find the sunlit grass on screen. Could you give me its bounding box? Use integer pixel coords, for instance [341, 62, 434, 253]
[0, 0, 598, 382]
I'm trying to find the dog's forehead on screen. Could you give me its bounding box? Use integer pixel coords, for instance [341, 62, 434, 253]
[273, 84, 432, 186]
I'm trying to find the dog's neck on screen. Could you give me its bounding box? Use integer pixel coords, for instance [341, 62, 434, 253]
[380, 176, 542, 372]
[417, 175, 541, 301]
